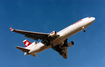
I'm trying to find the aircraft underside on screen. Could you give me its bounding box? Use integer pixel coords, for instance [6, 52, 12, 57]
[41, 39, 74, 58]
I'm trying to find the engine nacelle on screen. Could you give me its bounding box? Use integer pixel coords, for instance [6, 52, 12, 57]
[49, 31, 57, 37]
[67, 41, 74, 47]
[24, 52, 29, 55]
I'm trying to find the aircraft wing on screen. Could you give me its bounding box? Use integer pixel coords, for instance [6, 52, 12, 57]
[52, 39, 68, 59]
[52, 45, 68, 59]
[60, 47, 68, 59]
[10, 28, 49, 40]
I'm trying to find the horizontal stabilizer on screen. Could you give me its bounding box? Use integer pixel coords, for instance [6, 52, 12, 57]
[16, 46, 30, 52]
[31, 53, 36, 57]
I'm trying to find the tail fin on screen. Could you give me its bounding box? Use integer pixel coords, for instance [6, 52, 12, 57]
[23, 40, 32, 47]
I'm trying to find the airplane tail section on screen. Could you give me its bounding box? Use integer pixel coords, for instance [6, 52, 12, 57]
[23, 40, 32, 47]
[31, 53, 36, 57]
[16, 40, 37, 57]
[16, 46, 30, 52]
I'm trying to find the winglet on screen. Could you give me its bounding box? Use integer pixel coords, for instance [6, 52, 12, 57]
[10, 27, 14, 31]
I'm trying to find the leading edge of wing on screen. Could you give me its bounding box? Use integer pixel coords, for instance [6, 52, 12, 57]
[10, 27, 49, 35]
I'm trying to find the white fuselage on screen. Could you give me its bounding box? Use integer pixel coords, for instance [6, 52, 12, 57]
[28, 17, 95, 55]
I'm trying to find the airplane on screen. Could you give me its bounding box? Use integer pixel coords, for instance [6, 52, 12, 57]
[10, 17, 95, 59]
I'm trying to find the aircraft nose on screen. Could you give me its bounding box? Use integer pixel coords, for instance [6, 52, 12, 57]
[91, 17, 95, 21]
[89, 17, 95, 21]
[88, 17, 95, 24]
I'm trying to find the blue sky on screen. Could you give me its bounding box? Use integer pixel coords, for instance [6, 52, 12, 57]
[0, 0, 105, 67]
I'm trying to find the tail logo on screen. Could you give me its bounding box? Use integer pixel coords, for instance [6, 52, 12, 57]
[25, 42, 29, 46]
[23, 40, 32, 47]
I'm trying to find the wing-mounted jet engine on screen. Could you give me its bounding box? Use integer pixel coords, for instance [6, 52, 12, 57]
[67, 41, 74, 47]
[61, 39, 74, 47]
[52, 39, 74, 59]
[49, 31, 59, 37]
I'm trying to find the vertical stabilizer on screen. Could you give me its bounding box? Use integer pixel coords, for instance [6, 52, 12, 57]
[23, 40, 32, 47]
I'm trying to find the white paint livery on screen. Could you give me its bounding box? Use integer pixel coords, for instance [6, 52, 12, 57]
[10, 17, 95, 59]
